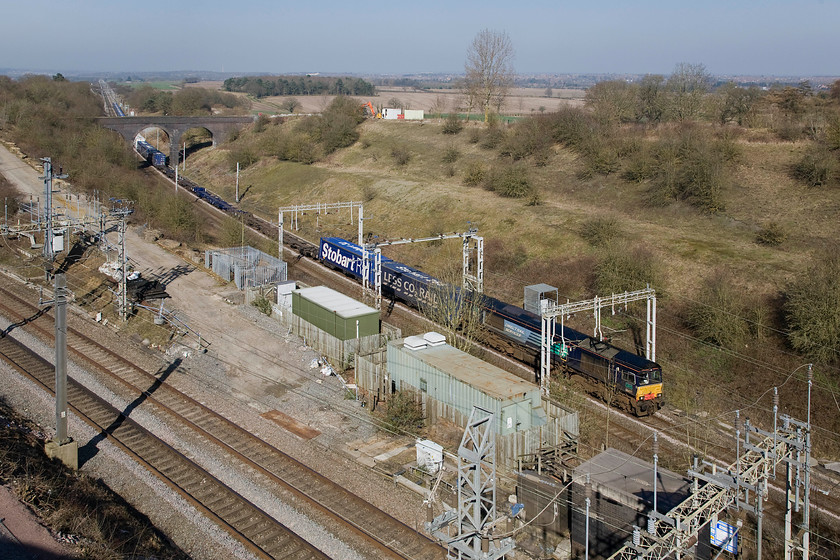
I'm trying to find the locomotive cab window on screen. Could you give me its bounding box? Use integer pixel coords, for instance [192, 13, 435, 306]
[622, 372, 636, 386]
[638, 370, 661, 385]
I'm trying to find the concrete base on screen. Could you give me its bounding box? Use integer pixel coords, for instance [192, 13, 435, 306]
[45, 439, 78, 470]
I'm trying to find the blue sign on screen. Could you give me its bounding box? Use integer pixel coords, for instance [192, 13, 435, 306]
[710, 521, 739, 554]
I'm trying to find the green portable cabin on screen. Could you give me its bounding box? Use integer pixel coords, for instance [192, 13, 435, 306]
[291, 286, 380, 340]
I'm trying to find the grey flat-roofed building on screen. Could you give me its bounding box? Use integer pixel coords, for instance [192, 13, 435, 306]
[571, 448, 709, 559]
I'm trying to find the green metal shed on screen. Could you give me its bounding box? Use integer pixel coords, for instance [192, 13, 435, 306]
[292, 286, 380, 341]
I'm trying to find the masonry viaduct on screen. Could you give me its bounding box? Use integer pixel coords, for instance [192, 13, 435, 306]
[96, 116, 254, 165]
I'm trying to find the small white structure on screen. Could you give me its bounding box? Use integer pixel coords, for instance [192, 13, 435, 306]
[403, 109, 424, 120]
[275, 280, 296, 310]
[416, 439, 443, 474]
[383, 107, 402, 120]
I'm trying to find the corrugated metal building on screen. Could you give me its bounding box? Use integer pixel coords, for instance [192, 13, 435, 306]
[384, 335, 577, 469]
[387, 335, 545, 437]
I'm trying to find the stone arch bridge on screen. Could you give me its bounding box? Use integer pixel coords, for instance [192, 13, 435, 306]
[96, 116, 254, 165]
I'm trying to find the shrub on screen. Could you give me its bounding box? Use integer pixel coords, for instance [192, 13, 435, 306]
[686, 272, 750, 348]
[462, 162, 485, 186]
[623, 146, 657, 183]
[468, 129, 481, 144]
[253, 113, 270, 133]
[792, 145, 836, 187]
[756, 222, 787, 246]
[442, 147, 460, 163]
[481, 126, 505, 150]
[580, 137, 621, 177]
[594, 244, 660, 295]
[581, 217, 622, 247]
[644, 128, 729, 212]
[251, 294, 272, 315]
[774, 119, 803, 142]
[442, 113, 463, 134]
[784, 248, 840, 363]
[385, 391, 424, 431]
[484, 164, 533, 198]
[391, 145, 411, 166]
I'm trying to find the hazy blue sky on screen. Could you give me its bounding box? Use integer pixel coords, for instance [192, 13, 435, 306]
[2, 0, 837, 77]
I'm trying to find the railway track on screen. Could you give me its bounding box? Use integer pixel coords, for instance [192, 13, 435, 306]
[0, 284, 446, 560]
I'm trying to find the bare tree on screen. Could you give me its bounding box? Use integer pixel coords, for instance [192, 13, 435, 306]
[282, 97, 301, 113]
[464, 29, 515, 123]
[666, 62, 711, 121]
[419, 263, 486, 352]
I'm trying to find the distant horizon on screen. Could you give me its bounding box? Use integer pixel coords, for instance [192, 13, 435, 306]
[2, 67, 837, 83]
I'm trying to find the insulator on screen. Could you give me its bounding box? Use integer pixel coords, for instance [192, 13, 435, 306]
[807, 364, 813, 382]
[773, 388, 779, 409]
[735, 411, 741, 433]
[633, 526, 641, 546]
[647, 516, 656, 534]
[585, 480, 593, 501]
[652, 433, 659, 457]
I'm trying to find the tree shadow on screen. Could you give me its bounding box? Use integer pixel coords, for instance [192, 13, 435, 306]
[78, 358, 182, 467]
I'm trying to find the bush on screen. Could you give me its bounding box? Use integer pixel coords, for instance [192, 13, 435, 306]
[594, 244, 660, 295]
[442, 147, 460, 164]
[462, 162, 485, 186]
[644, 128, 729, 212]
[391, 145, 411, 165]
[385, 391, 424, 431]
[253, 113, 270, 133]
[481, 126, 505, 150]
[775, 119, 803, 142]
[784, 248, 840, 363]
[792, 145, 837, 187]
[686, 272, 750, 348]
[484, 164, 534, 198]
[581, 217, 622, 247]
[756, 222, 788, 246]
[442, 113, 463, 134]
[252, 294, 272, 315]
[580, 137, 621, 177]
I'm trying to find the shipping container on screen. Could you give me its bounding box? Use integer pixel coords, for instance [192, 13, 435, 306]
[403, 109, 424, 120]
[383, 108, 402, 119]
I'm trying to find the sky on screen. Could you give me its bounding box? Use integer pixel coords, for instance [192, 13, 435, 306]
[1, 0, 838, 77]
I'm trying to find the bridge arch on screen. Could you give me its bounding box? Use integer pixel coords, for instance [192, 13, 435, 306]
[97, 116, 254, 165]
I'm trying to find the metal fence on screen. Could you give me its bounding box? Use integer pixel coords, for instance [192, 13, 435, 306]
[205, 246, 287, 290]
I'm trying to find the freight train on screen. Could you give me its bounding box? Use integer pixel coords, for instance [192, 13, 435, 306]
[135, 140, 167, 166]
[319, 237, 663, 416]
[135, 152, 663, 415]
